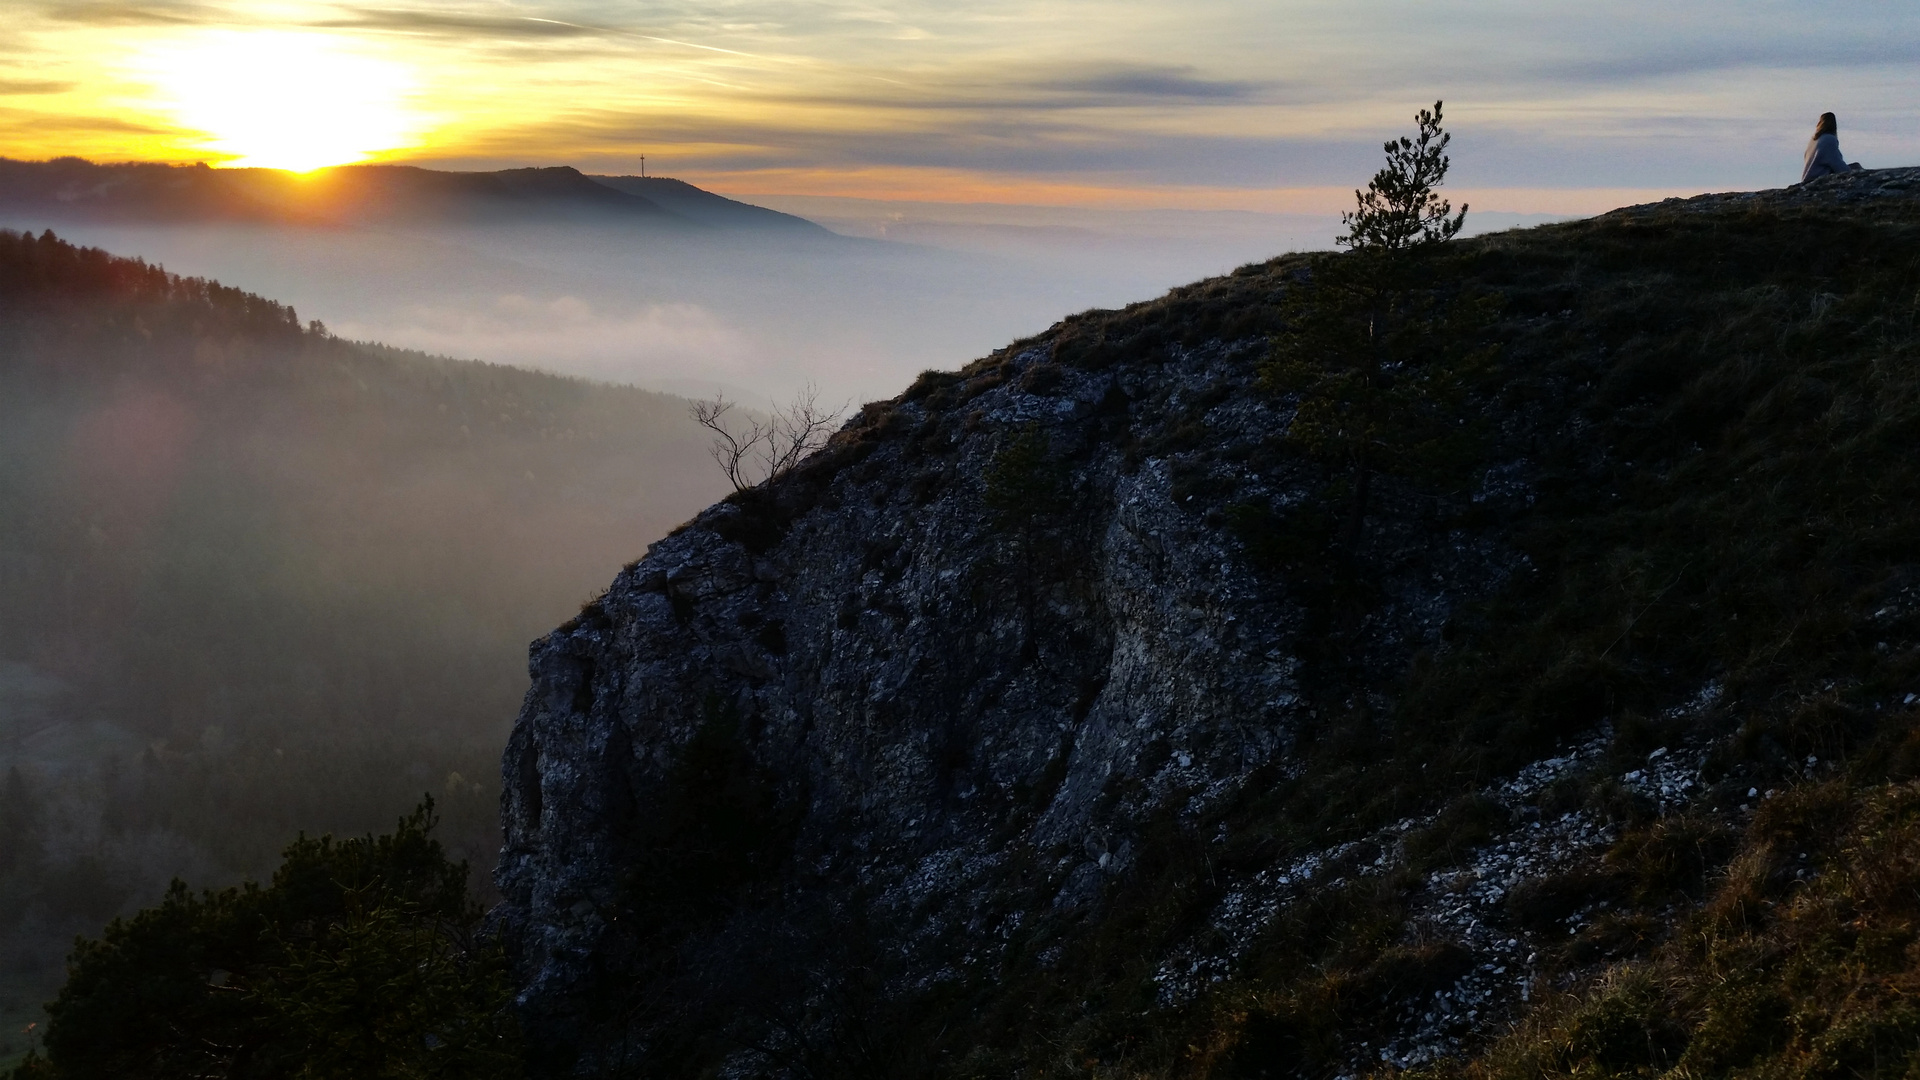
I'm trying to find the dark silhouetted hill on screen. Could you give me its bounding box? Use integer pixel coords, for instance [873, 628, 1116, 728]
[227, 163, 683, 226]
[488, 167, 1920, 1080]
[589, 175, 828, 233]
[0, 158, 828, 232]
[0, 158, 280, 224]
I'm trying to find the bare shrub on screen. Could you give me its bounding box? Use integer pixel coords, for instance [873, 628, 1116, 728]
[691, 385, 844, 492]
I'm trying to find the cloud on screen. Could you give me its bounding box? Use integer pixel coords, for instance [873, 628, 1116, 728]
[0, 80, 77, 95]
[310, 8, 609, 38]
[16, 0, 1920, 201]
[335, 294, 761, 387]
[449, 92, 1854, 192]
[728, 64, 1296, 115]
[1036, 65, 1264, 102]
[39, 0, 221, 26]
[465, 107, 1380, 186]
[1538, 39, 1920, 85]
[0, 107, 172, 134]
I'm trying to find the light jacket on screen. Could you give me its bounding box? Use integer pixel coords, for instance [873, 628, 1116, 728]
[1802, 132, 1852, 182]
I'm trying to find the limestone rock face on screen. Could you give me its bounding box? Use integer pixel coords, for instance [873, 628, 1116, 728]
[494, 293, 1513, 1070]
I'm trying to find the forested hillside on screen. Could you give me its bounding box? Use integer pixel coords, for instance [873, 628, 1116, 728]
[0, 230, 726, 1061]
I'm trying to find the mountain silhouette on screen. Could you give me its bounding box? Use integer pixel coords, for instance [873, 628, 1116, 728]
[0, 157, 824, 232]
[589, 174, 828, 233]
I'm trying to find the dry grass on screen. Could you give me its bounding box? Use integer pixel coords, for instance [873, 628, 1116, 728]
[1425, 779, 1920, 1080]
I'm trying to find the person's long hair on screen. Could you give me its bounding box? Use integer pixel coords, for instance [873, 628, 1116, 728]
[1816, 113, 1838, 136]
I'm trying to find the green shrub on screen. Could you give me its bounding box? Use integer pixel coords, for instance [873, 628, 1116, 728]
[25, 800, 518, 1080]
[982, 422, 1069, 530]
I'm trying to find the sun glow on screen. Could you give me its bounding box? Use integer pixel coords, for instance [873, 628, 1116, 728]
[135, 31, 423, 172]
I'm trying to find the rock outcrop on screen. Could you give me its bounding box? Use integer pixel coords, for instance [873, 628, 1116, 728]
[497, 170, 1920, 1077]
[495, 311, 1512, 1067]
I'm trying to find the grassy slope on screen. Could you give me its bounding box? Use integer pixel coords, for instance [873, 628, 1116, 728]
[845, 177, 1920, 1078]
[1399, 188, 1920, 1080]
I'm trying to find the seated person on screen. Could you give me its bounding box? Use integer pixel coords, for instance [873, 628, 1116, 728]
[1803, 112, 1865, 182]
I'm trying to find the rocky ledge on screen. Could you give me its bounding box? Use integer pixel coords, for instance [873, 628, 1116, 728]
[496, 173, 1920, 1078]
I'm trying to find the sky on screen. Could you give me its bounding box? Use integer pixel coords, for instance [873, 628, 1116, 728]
[5, 1, 1918, 213]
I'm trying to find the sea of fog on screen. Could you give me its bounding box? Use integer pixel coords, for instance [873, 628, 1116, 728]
[0, 202, 1572, 408]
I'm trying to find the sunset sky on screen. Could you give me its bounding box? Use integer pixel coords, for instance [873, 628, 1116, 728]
[6, 1, 1918, 213]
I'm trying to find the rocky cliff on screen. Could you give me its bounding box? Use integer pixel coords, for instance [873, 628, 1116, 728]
[498, 167, 1920, 1078]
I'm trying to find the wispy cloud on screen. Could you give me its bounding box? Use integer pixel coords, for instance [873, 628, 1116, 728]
[8, 0, 1920, 203]
[311, 8, 609, 38]
[1539, 39, 1920, 85]
[314, 5, 787, 59]
[1036, 65, 1264, 102]
[0, 79, 78, 95]
[0, 107, 172, 134]
[40, 0, 222, 26]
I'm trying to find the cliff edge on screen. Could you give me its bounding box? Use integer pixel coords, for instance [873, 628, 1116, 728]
[499, 166, 1920, 1078]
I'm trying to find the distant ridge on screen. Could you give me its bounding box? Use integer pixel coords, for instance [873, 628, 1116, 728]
[0, 158, 276, 224]
[0, 157, 830, 234]
[589, 174, 828, 234]
[231, 163, 683, 226]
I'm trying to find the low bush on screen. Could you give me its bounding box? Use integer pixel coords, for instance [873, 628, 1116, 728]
[7, 800, 518, 1080]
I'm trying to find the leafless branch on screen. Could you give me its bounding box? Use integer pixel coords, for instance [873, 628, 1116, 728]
[690, 385, 844, 493]
[690, 395, 758, 492]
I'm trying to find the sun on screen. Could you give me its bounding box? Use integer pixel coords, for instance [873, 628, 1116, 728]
[136, 31, 423, 172]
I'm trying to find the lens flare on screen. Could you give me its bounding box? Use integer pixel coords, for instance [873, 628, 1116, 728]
[135, 31, 422, 171]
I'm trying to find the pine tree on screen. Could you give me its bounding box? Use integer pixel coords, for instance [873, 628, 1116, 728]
[1262, 101, 1494, 560]
[1337, 101, 1466, 254]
